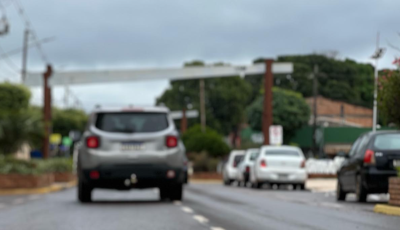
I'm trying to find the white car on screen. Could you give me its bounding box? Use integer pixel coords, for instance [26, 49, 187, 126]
[223, 150, 245, 185]
[250, 145, 307, 189]
[236, 148, 260, 186]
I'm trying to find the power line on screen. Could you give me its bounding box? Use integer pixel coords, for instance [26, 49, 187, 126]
[0, 43, 20, 75]
[12, 0, 49, 64]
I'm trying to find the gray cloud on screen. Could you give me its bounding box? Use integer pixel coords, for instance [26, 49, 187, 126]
[1, 0, 399, 110]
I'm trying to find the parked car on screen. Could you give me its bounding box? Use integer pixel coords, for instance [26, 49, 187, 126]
[76, 106, 187, 202]
[250, 145, 307, 189]
[223, 150, 245, 185]
[337, 131, 400, 202]
[236, 148, 260, 186]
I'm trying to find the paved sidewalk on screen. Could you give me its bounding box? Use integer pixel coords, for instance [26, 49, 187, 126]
[306, 178, 337, 192]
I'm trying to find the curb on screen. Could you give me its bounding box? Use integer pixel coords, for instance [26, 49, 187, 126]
[374, 204, 400, 216]
[0, 180, 77, 195]
[189, 179, 221, 184]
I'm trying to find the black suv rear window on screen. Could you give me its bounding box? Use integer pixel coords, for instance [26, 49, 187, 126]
[374, 134, 400, 150]
[95, 112, 169, 133]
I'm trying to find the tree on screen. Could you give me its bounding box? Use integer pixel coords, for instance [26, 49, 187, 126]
[247, 87, 310, 143]
[0, 83, 42, 154]
[52, 108, 88, 136]
[156, 60, 252, 135]
[274, 54, 374, 108]
[182, 125, 230, 158]
[378, 70, 400, 127]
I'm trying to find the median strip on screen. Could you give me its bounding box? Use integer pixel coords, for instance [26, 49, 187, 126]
[0, 180, 76, 195]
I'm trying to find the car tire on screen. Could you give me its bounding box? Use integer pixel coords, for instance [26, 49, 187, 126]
[336, 179, 347, 201]
[78, 179, 92, 203]
[252, 181, 262, 189]
[159, 186, 169, 201]
[170, 183, 183, 201]
[223, 178, 232, 186]
[298, 183, 306, 191]
[356, 175, 367, 203]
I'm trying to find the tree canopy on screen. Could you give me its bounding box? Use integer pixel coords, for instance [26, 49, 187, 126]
[156, 60, 252, 135]
[246, 87, 310, 143]
[378, 70, 400, 127]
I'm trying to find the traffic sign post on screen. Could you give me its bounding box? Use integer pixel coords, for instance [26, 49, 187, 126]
[269, 125, 283, 146]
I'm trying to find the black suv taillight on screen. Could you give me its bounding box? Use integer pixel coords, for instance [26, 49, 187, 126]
[166, 136, 178, 148]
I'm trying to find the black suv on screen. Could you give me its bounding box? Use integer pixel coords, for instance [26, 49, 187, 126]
[337, 131, 400, 202]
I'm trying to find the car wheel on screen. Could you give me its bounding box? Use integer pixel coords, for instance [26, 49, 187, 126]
[298, 183, 306, 191]
[252, 181, 262, 189]
[159, 186, 169, 201]
[336, 179, 347, 201]
[170, 183, 183, 201]
[78, 179, 92, 203]
[356, 175, 367, 203]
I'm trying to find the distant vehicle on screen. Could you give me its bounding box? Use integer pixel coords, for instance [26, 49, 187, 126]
[223, 150, 245, 185]
[250, 146, 307, 189]
[76, 106, 187, 202]
[236, 148, 260, 186]
[337, 131, 400, 202]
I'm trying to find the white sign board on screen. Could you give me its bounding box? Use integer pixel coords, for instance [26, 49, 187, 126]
[269, 125, 283, 145]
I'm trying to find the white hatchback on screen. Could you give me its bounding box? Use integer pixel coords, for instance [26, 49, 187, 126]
[223, 150, 245, 185]
[250, 146, 307, 189]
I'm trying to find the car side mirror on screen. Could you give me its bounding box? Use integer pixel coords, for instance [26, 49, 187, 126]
[336, 151, 348, 158]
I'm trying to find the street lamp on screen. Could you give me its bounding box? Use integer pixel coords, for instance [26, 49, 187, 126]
[371, 36, 385, 132]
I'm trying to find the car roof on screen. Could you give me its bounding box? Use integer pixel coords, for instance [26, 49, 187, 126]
[230, 150, 246, 155]
[92, 106, 170, 113]
[260, 145, 301, 151]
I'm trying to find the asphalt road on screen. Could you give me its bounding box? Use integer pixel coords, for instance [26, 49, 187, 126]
[0, 183, 399, 230]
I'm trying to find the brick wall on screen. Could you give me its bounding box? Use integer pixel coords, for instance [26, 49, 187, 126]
[306, 97, 372, 127]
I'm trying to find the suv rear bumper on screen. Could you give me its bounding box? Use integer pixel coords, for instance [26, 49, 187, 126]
[79, 164, 184, 189]
[363, 168, 397, 193]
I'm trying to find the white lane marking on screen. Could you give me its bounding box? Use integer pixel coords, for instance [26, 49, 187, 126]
[369, 195, 381, 201]
[181, 206, 193, 213]
[211, 227, 225, 230]
[0, 203, 7, 209]
[28, 195, 41, 201]
[173, 201, 182, 206]
[193, 215, 209, 224]
[12, 198, 25, 205]
[153, 188, 159, 194]
[319, 202, 344, 209]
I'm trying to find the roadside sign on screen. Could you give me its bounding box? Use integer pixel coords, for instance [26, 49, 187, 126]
[269, 125, 283, 145]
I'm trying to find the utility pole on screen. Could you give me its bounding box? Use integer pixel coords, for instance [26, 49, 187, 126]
[21, 29, 29, 82]
[371, 32, 385, 132]
[199, 79, 206, 132]
[311, 65, 319, 157]
[180, 108, 187, 134]
[262, 59, 274, 145]
[43, 65, 53, 159]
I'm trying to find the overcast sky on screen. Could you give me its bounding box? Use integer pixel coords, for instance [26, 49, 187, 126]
[1, 0, 399, 111]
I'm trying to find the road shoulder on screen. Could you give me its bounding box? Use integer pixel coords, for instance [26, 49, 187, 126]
[0, 180, 76, 195]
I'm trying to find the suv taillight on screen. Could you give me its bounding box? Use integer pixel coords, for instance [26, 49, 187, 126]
[260, 159, 267, 168]
[246, 166, 250, 173]
[300, 160, 306, 168]
[363, 149, 375, 165]
[166, 136, 178, 148]
[86, 136, 99, 148]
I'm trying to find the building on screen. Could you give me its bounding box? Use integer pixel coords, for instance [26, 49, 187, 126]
[305, 96, 372, 128]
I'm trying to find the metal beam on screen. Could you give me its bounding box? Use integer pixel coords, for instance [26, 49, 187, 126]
[24, 63, 293, 87]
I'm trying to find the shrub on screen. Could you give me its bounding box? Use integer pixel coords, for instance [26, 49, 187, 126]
[378, 70, 400, 127]
[188, 152, 220, 172]
[0, 157, 73, 175]
[182, 125, 230, 158]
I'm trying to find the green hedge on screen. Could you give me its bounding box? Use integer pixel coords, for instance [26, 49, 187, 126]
[0, 157, 73, 175]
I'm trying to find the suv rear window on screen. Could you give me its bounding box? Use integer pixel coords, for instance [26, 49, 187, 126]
[95, 112, 169, 133]
[374, 134, 400, 150]
[234, 155, 244, 164]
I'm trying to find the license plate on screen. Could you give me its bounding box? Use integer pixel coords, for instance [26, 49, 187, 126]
[393, 160, 400, 167]
[278, 174, 288, 180]
[120, 142, 145, 151]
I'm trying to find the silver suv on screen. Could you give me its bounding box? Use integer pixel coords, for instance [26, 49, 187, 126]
[77, 106, 186, 202]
